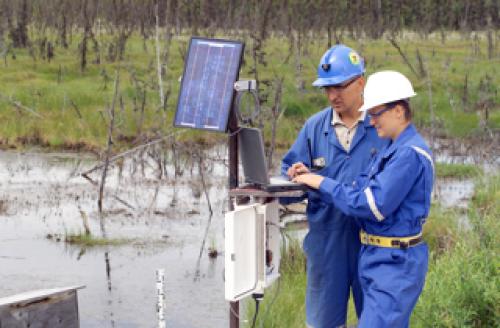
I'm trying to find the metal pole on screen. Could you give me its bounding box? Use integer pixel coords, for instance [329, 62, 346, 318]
[228, 109, 239, 328]
[228, 38, 245, 326]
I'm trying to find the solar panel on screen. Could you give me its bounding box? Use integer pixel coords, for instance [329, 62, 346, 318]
[174, 37, 244, 132]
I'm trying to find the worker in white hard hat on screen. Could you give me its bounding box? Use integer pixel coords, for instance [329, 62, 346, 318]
[281, 45, 387, 328]
[291, 71, 434, 328]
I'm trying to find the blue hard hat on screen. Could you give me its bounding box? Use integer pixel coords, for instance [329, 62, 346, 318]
[312, 45, 365, 87]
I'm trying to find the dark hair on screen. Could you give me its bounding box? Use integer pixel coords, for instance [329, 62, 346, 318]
[387, 99, 412, 121]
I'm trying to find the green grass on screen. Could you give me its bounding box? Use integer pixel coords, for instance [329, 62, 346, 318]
[243, 239, 307, 328]
[436, 163, 483, 178]
[412, 175, 500, 327]
[422, 205, 462, 259]
[65, 232, 131, 246]
[0, 30, 498, 151]
[46, 231, 132, 246]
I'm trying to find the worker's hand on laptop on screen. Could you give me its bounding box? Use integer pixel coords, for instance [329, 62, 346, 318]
[292, 173, 324, 189]
[287, 162, 310, 178]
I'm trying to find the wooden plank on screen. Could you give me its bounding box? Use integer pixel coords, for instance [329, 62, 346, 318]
[0, 286, 84, 328]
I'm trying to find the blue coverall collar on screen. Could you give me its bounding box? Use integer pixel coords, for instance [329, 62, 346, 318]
[349, 114, 372, 152]
[383, 123, 417, 158]
[322, 108, 334, 134]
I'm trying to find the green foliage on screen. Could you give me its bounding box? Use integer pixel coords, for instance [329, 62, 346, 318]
[413, 242, 499, 327]
[283, 92, 326, 118]
[436, 163, 482, 178]
[423, 205, 461, 259]
[413, 175, 500, 327]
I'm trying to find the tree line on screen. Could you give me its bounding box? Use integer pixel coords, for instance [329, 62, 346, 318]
[1, 0, 499, 50]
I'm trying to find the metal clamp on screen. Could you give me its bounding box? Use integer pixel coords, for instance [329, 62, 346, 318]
[234, 79, 257, 92]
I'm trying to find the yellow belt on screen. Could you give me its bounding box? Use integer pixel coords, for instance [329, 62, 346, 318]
[360, 230, 423, 249]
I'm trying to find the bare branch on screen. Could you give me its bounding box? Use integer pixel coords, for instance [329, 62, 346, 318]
[0, 93, 44, 118]
[80, 129, 185, 179]
[388, 37, 420, 79]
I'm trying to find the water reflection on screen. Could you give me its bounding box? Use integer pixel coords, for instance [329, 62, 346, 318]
[434, 178, 475, 208]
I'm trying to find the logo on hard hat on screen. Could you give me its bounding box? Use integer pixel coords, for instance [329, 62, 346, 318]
[321, 63, 331, 72]
[349, 52, 360, 65]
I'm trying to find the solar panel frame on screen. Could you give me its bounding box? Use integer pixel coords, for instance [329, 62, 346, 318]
[173, 37, 245, 132]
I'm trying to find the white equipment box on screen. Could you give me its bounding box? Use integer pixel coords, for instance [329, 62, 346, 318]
[224, 201, 281, 301]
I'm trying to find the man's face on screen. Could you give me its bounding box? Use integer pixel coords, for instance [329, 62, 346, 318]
[324, 76, 365, 115]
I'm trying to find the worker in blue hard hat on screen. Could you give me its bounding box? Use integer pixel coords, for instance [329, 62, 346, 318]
[291, 71, 434, 328]
[281, 45, 387, 328]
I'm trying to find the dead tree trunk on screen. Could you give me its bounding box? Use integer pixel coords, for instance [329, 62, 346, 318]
[155, 3, 165, 110]
[267, 77, 284, 170]
[9, 0, 30, 48]
[80, 0, 90, 72]
[98, 69, 120, 213]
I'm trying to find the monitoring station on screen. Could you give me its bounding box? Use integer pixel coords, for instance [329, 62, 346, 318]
[174, 37, 304, 327]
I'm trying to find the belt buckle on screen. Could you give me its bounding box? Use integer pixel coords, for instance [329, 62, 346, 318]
[391, 239, 409, 249]
[399, 241, 409, 249]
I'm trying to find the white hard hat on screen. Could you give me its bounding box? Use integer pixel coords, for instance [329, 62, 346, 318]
[359, 71, 416, 112]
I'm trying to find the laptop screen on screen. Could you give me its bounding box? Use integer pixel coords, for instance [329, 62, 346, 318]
[238, 128, 270, 185]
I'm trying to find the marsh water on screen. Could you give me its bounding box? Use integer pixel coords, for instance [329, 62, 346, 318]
[0, 149, 229, 328]
[0, 139, 496, 327]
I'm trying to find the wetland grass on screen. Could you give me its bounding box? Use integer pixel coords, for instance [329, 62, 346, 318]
[46, 231, 131, 247]
[0, 32, 498, 151]
[412, 174, 500, 327]
[64, 232, 131, 246]
[435, 162, 483, 179]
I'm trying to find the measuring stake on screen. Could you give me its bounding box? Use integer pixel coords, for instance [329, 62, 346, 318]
[156, 269, 166, 328]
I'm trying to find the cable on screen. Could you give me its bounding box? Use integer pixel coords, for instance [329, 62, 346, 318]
[228, 127, 242, 137]
[234, 88, 260, 126]
[251, 294, 263, 328]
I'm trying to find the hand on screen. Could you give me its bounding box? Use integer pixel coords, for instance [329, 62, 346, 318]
[292, 173, 324, 189]
[287, 162, 310, 178]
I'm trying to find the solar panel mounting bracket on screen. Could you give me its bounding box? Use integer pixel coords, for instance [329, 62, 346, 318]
[234, 79, 257, 92]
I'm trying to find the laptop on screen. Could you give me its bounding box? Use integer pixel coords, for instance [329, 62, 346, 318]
[238, 127, 308, 192]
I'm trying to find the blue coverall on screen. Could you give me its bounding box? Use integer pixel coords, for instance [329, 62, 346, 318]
[315, 124, 434, 328]
[281, 107, 387, 327]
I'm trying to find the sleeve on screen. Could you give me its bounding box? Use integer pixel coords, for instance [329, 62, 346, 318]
[317, 147, 423, 221]
[281, 125, 311, 175]
[279, 125, 310, 205]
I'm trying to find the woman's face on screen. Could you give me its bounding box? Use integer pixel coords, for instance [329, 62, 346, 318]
[368, 104, 404, 139]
